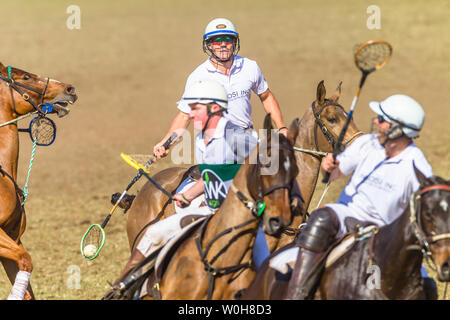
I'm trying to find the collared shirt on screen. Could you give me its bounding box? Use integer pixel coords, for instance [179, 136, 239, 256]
[178, 56, 269, 129]
[194, 117, 258, 165]
[326, 134, 433, 234]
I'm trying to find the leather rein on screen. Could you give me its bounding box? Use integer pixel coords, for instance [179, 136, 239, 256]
[195, 141, 295, 299]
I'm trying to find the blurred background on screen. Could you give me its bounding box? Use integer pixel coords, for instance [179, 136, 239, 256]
[0, 0, 448, 299]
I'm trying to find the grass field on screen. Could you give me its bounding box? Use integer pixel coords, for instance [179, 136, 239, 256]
[0, 0, 448, 300]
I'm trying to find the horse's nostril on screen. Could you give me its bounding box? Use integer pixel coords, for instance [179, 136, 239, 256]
[65, 85, 75, 95]
[442, 260, 450, 275]
[269, 218, 281, 232]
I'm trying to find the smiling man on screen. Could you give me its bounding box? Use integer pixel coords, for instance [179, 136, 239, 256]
[153, 18, 288, 159]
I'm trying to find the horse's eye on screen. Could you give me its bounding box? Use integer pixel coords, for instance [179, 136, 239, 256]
[327, 117, 337, 124]
[23, 75, 30, 80]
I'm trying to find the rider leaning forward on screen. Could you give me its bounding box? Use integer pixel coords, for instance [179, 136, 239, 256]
[285, 94, 434, 299]
[111, 80, 270, 289]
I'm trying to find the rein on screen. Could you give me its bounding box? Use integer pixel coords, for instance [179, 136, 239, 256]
[0, 65, 54, 207]
[195, 141, 295, 299]
[194, 215, 257, 300]
[408, 184, 450, 270]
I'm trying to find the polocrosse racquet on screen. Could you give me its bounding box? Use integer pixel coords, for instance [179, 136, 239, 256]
[80, 132, 178, 260]
[322, 40, 392, 183]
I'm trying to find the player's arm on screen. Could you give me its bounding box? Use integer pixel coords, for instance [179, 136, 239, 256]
[173, 178, 204, 207]
[153, 111, 190, 159]
[259, 89, 288, 136]
[321, 153, 345, 182]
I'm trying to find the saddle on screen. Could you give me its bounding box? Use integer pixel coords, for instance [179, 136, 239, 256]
[269, 218, 379, 275]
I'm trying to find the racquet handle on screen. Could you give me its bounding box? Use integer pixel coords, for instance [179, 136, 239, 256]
[322, 171, 331, 184]
[145, 132, 178, 169]
[101, 214, 112, 229]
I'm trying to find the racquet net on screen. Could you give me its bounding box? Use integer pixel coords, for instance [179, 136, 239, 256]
[354, 40, 392, 72]
[30, 116, 56, 146]
[80, 224, 105, 260]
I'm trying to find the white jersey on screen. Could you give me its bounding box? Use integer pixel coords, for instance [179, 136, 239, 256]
[178, 56, 269, 129]
[326, 134, 432, 235]
[194, 117, 258, 165]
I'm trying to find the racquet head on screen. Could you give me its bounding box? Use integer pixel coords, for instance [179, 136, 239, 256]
[354, 40, 393, 73]
[29, 116, 57, 146]
[80, 224, 105, 260]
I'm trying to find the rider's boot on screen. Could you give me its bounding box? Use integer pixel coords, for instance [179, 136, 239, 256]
[285, 207, 339, 300]
[112, 248, 145, 288]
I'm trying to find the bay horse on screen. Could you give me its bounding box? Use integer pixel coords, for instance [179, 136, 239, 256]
[120, 80, 362, 254]
[242, 167, 450, 300]
[0, 62, 77, 300]
[106, 114, 300, 299]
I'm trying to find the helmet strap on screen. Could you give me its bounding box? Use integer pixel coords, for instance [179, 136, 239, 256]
[202, 103, 225, 136]
[203, 37, 240, 63]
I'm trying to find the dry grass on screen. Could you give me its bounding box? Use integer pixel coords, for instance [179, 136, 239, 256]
[0, 0, 448, 299]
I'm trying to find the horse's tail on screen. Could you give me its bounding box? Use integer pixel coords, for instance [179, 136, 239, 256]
[111, 193, 136, 213]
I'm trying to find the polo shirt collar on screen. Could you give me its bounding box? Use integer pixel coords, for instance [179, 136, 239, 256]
[384, 141, 415, 164]
[205, 56, 243, 73]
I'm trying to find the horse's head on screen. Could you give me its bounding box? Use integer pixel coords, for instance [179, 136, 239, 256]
[248, 114, 299, 236]
[412, 165, 450, 282]
[306, 80, 362, 152]
[0, 62, 77, 118]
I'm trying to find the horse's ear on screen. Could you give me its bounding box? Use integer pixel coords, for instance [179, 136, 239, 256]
[263, 113, 273, 131]
[287, 118, 300, 146]
[330, 81, 342, 102]
[316, 80, 326, 106]
[0, 63, 5, 73]
[263, 113, 273, 145]
[413, 161, 429, 187]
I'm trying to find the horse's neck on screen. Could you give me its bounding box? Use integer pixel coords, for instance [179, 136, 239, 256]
[294, 112, 322, 209]
[0, 100, 19, 180]
[202, 164, 259, 264]
[374, 208, 423, 297]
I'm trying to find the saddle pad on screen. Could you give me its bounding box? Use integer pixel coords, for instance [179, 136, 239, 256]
[268, 247, 299, 274]
[324, 235, 356, 268]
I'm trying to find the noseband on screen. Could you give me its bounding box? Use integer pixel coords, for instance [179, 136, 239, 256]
[0, 65, 50, 116]
[311, 100, 363, 153]
[231, 142, 295, 218]
[409, 184, 450, 269]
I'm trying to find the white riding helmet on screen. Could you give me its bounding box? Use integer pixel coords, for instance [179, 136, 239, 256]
[202, 18, 240, 61]
[369, 94, 425, 139]
[203, 18, 239, 40]
[182, 79, 228, 110]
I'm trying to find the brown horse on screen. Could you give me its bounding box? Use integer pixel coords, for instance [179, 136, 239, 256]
[106, 114, 300, 299]
[242, 168, 450, 300]
[0, 62, 77, 300]
[121, 80, 362, 254]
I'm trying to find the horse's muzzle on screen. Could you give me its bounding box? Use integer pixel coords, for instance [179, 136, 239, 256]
[262, 217, 282, 236]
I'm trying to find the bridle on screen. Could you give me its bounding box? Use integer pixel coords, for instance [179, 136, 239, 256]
[311, 100, 363, 155]
[409, 183, 450, 270]
[231, 141, 296, 218]
[0, 65, 51, 116]
[195, 139, 297, 299]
